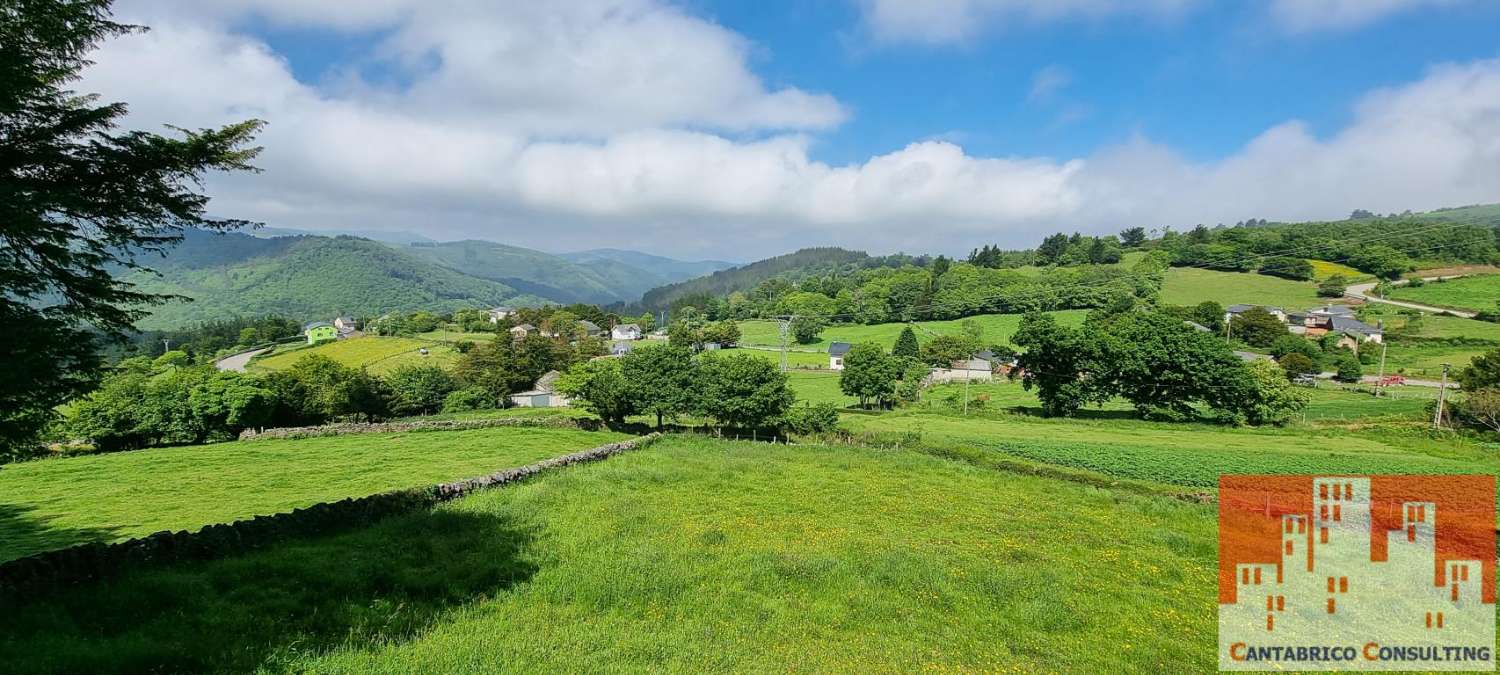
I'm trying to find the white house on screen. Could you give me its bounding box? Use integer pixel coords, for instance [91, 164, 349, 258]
[509, 323, 537, 340]
[926, 355, 995, 383]
[509, 370, 569, 408]
[828, 342, 852, 370]
[1225, 304, 1287, 326]
[611, 323, 642, 340]
[333, 315, 358, 334]
[488, 306, 516, 323]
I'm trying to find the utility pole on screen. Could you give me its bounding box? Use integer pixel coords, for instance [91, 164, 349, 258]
[1374, 342, 1387, 397]
[161, 338, 171, 355]
[962, 365, 970, 415]
[777, 316, 792, 373]
[1432, 363, 1451, 430]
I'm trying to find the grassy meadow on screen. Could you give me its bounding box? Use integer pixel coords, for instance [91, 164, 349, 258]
[1158, 267, 1324, 309]
[0, 426, 627, 562]
[251, 336, 460, 375]
[841, 407, 1498, 491]
[1387, 274, 1500, 312]
[1, 437, 1218, 673]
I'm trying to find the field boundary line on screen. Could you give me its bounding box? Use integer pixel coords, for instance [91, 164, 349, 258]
[0, 433, 660, 597]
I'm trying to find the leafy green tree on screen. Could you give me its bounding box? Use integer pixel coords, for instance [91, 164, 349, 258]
[839, 342, 900, 408]
[385, 365, 457, 417]
[1318, 274, 1349, 298]
[621, 345, 697, 429]
[892, 327, 920, 359]
[1241, 360, 1308, 426]
[555, 358, 635, 425]
[1270, 335, 1321, 363]
[1230, 307, 1290, 348]
[1258, 257, 1314, 281]
[893, 357, 931, 407]
[637, 312, 657, 332]
[187, 371, 275, 439]
[1334, 354, 1363, 383]
[790, 315, 825, 345]
[919, 334, 981, 367]
[1349, 245, 1413, 280]
[1119, 227, 1148, 248]
[696, 353, 794, 430]
[1456, 349, 1500, 391]
[1193, 301, 1225, 332]
[702, 320, 741, 347]
[1012, 312, 1105, 417]
[1099, 312, 1253, 419]
[1, 1, 263, 454]
[1453, 389, 1500, 434]
[68, 371, 151, 452]
[780, 402, 840, 434]
[265, 355, 386, 425]
[1278, 353, 1318, 380]
[442, 386, 495, 413]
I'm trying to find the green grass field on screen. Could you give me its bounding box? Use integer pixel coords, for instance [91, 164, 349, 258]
[1, 437, 1217, 672]
[1159, 267, 1324, 310]
[0, 426, 627, 562]
[1387, 274, 1500, 312]
[738, 310, 1089, 351]
[251, 336, 459, 375]
[842, 408, 1495, 490]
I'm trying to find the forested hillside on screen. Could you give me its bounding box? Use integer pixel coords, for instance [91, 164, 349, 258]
[560, 248, 734, 284]
[396, 240, 657, 304]
[125, 231, 546, 329]
[640, 247, 920, 310]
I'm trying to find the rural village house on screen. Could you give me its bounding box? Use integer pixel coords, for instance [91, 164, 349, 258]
[828, 342, 852, 370]
[487, 306, 515, 323]
[509, 370, 569, 408]
[611, 323, 642, 340]
[302, 321, 337, 345]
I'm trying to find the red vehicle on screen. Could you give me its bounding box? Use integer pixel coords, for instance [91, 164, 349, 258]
[1377, 375, 1405, 387]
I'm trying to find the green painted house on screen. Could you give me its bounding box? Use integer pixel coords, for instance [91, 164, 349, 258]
[303, 321, 337, 345]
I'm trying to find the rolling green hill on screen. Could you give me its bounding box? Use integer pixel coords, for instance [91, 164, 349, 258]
[126, 231, 546, 329]
[396, 240, 656, 305]
[560, 248, 735, 283]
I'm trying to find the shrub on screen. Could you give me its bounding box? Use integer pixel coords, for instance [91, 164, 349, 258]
[781, 402, 841, 434]
[1317, 274, 1348, 298]
[1334, 355, 1363, 383]
[385, 365, 457, 417]
[1278, 353, 1317, 380]
[442, 386, 495, 413]
[1241, 360, 1309, 426]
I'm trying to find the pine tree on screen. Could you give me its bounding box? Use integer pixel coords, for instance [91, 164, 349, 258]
[892, 327, 920, 358]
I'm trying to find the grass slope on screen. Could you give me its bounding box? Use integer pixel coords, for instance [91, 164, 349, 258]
[1, 437, 1216, 672]
[1158, 267, 1323, 310]
[842, 408, 1497, 490]
[1387, 274, 1500, 312]
[251, 336, 460, 375]
[0, 426, 627, 562]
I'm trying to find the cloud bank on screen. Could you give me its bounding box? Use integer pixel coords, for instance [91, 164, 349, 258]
[80, 1, 1500, 258]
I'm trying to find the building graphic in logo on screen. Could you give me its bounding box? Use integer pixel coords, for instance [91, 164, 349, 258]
[1219, 475, 1495, 671]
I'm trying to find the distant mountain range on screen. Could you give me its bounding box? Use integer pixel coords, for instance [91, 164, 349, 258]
[128, 229, 734, 329]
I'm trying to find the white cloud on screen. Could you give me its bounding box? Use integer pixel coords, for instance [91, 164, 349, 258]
[79, 3, 1500, 259]
[1028, 65, 1073, 103]
[855, 0, 1197, 45]
[1269, 0, 1467, 32]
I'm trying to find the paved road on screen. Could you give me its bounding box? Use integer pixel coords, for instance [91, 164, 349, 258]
[1344, 276, 1477, 318]
[214, 347, 272, 372]
[1357, 375, 1458, 389]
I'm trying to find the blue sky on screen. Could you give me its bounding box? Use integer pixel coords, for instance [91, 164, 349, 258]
[85, 1, 1500, 259]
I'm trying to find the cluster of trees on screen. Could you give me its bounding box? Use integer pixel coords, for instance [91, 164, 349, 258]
[1010, 310, 1309, 424]
[1451, 350, 1500, 435]
[662, 254, 1165, 330]
[664, 309, 741, 350]
[1155, 220, 1496, 279]
[555, 346, 800, 431]
[969, 232, 1124, 268]
[109, 315, 302, 364]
